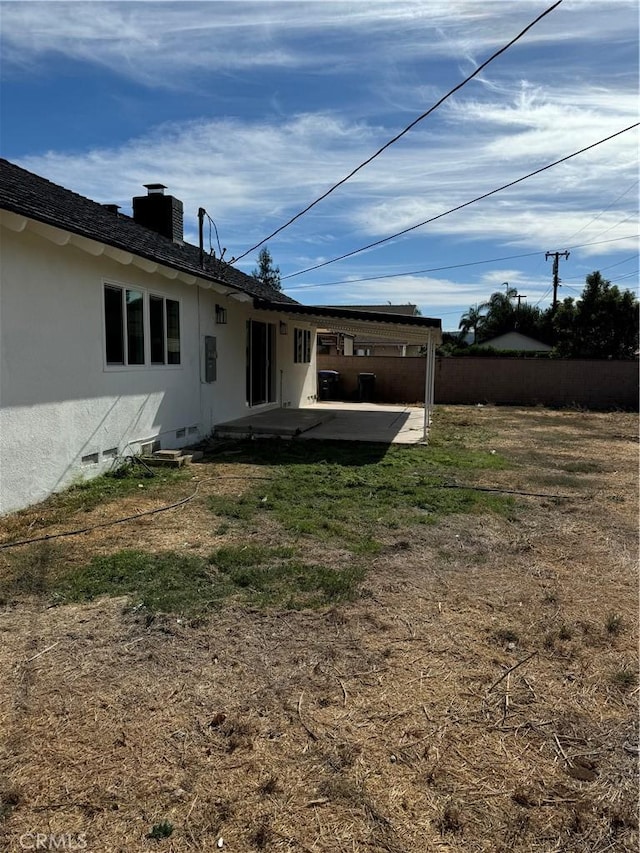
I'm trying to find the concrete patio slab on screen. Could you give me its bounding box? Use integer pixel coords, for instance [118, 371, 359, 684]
[214, 407, 335, 438]
[302, 402, 428, 444]
[214, 403, 429, 444]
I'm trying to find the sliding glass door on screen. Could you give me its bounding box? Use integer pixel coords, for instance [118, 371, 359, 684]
[246, 320, 276, 406]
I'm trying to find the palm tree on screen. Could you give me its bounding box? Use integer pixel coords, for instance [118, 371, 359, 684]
[458, 304, 486, 344]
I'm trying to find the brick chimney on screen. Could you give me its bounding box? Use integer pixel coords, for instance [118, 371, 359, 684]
[132, 183, 183, 243]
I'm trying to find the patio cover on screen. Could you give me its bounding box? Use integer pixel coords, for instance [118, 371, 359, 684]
[253, 299, 442, 345]
[253, 299, 442, 441]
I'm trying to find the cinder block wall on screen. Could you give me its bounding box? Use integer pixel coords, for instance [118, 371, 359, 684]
[318, 355, 426, 403]
[317, 355, 639, 409]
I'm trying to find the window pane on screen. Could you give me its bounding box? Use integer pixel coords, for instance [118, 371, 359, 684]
[150, 295, 165, 364]
[126, 290, 145, 365]
[294, 328, 301, 363]
[104, 286, 124, 364]
[166, 299, 180, 364]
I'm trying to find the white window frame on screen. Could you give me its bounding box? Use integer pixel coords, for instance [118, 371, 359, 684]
[102, 280, 182, 371]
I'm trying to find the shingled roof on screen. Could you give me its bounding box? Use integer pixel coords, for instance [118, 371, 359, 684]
[0, 157, 297, 304]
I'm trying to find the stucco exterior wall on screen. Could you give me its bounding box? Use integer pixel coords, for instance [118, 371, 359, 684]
[0, 227, 317, 514]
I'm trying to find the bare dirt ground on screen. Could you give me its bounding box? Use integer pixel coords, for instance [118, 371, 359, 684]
[0, 406, 638, 852]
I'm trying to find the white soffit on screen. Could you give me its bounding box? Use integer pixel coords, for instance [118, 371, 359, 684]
[1, 212, 237, 295]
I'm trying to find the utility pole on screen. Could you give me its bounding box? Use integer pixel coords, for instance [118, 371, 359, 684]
[514, 294, 527, 329]
[546, 251, 570, 311]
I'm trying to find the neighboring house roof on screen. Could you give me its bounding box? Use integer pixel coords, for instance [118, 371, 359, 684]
[478, 331, 553, 352]
[0, 158, 295, 305]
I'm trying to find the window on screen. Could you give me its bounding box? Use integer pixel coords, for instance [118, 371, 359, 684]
[149, 295, 165, 364]
[294, 328, 311, 363]
[150, 294, 181, 365]
[166, 299, 180, 364]
[104, 285, 125, 364]
[104, 284, 180, 367]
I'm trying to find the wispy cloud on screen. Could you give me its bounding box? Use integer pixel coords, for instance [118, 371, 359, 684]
[17, 72, 637, 266]
[1, 0, 636, 87]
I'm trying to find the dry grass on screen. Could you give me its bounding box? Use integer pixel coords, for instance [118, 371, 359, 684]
[0, 406, 638, 852]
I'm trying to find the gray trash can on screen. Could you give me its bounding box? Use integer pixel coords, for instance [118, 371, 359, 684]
[357, 372, 376, 402]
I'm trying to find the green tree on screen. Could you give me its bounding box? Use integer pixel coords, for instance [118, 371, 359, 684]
[458, 304, 486, 343]
[479, 286, 518, 340]
[252, 246, 281, 291]
[552, 271, 638, 358]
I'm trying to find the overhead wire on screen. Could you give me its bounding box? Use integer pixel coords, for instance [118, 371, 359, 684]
[204, 211, 223, 257]
[586, 214, 636, 242]
[609, 269, 639, 283]
[231, 0, 565, 263]
[533, 287, 553, 308]
[281, 124, 640, 280]
[284, 236, 639, 292]
[561, 253, 638, 282]
[560, 179, 639, 245]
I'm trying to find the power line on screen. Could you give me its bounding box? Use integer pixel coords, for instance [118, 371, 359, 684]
[609, 269, 639, 284]
[587, 213, 636, 242]
[284, 235, 640, 291]
[561, 253, 638, 281]
[560, 180, 639, 245]
[281, 124, 640, 280]
[231, 0, 564, 263]
[533, 287, 553, 308]
[286, 249, 541, 290]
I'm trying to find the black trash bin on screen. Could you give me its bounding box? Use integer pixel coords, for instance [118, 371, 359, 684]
[318, 370, 340, 401]
[357, 372, 376, 402]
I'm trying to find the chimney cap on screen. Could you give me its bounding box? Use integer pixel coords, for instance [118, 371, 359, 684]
[144, 183, 167, 195]
[102, 203, 121, 214]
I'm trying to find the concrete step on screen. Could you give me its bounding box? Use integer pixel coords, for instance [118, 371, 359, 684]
[140, 448, 205, 468]
[140, 455, 186, 468]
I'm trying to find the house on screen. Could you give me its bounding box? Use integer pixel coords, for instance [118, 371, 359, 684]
[316, 330, 355, 357]
[476, 331, 553, 352]
[318, 305, 424, 356]
[0, 159, 442, 514]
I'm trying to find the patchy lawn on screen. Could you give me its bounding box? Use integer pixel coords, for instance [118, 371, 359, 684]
[0, 406, 637, 852]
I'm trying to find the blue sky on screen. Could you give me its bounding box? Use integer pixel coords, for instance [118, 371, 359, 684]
[1, 0, 638, 329]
